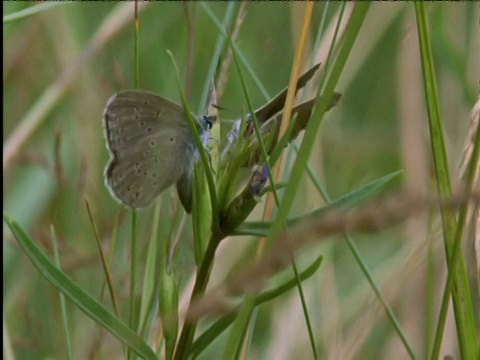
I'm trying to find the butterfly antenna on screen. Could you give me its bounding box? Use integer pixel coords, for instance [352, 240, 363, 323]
[212, 103, 235, 112]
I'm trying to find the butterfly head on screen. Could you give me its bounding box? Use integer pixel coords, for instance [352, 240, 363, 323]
[202, 115, 217, 130]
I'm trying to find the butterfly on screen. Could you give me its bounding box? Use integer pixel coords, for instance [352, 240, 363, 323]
[103, 90, 215, 213]
[103, 63, 341, 213]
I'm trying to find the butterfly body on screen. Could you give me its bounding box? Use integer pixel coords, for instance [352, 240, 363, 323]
[103, 90, 211, 211]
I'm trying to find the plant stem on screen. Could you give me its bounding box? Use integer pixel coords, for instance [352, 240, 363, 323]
[173, 232, 223, 360]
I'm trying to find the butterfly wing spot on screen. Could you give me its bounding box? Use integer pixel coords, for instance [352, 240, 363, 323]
[156, 110, 165, 119]
[149, 140, 156, 148]
[170, 137, 174, 142]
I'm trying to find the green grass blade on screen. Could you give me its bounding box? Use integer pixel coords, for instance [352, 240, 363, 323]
[167, 50, 219, 229]
[298, 143, 417, 357]
[304, 159, 417, 358]
[50, 225, 73, 360]
[414, 3, 478, 359]
[128, 211, 138, 360]
[192, 255, 323, 357]
[248, 13, 371, 355]
[158, 208, 180, 359]
[128, 6, 141, 359]
[235, 170, 401, 236]
[85, 200, 120, 317]
[3, 2, 70, 23]
[221, 7, 372, 350]
[229, 39, 280, 207]
[137, 202, 161, 336]
[256, 255, 324, 304]
[197, 3, 237, 114]
[227, 23, 298, 357]
[199, 3, 270, 100]
[344, 234, 417, 359]
[3, 213, 157, 360]
[265, 2, 370, 244]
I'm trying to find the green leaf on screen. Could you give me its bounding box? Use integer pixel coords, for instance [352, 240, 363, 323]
[3, 213, 157, 360]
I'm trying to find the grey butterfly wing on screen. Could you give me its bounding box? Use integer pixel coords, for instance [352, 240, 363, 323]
[103, 90, 194, 208]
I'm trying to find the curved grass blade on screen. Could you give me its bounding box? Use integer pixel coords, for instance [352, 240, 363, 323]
[3, 213, 157, 360]
[50, 225, 73, 360]
[199, 3, 270, 100]
[3, 2, 69, 23]
[197, 2, 236, 114]
[167, 51, 219, 229]
[234, 170, 402, 237]
[191, 256, 323, 357]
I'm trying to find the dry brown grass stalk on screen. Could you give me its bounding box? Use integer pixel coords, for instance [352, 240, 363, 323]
[3, 2, 151, 172]
[184, 191, 480, 322]
[215, 1, 248, 101]
[458, 98, 480, 185]
[458, 98, 480, 299]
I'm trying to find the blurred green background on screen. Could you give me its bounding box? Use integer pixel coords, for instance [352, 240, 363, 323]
[3, 2, 478, 359]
